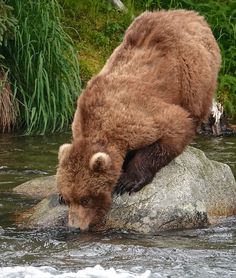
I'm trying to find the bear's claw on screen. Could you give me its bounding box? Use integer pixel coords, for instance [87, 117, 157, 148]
[114, 175, 148, 196]
[128, 179, 147, 194]
[113, 177, 128, 195]
[113, 174, 131, 195]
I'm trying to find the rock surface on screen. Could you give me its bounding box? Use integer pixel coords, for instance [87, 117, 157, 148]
[15, 147, 236, 234]
[13, 175, 56, 198]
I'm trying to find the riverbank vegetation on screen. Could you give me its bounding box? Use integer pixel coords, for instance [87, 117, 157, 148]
[0, 0, 81, 134]
[0, 0, 235, 134]
[59, 0, 236, 116]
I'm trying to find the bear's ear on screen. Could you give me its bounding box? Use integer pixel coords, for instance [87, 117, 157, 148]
[58, 143, 72, 161]
[89, 152, 111, 172]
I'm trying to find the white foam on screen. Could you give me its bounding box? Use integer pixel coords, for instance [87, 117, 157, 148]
[0, 265, 151, 278]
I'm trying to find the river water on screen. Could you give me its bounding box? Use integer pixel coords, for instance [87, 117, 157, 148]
[0, 133, 236, 277]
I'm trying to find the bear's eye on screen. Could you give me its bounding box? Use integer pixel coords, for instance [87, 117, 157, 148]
[79, 197, 90, 207]
[58, 194, 68, 206]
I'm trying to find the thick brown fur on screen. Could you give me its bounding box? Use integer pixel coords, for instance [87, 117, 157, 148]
[57, 10, 221, 230]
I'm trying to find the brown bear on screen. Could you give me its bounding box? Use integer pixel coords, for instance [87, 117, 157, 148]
[56, 10, 221, 231]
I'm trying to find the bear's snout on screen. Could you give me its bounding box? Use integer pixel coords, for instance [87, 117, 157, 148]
[68, 203, 95, 231]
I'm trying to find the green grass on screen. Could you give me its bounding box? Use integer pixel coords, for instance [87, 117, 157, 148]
[59, 0, 132, 85]
[1, 0, 235, 134]
[0, 1, 16, 68]
[59, 0, 236, 118]
[3, 0, 81, 134]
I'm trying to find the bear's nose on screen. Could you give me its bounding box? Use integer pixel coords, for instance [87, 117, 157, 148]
[68, 204, 91, 231]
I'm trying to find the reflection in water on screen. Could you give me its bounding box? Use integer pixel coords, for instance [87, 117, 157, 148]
[0, 133, 236, 277]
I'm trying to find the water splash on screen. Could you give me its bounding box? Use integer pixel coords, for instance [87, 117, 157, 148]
[0, 265, 151, 278]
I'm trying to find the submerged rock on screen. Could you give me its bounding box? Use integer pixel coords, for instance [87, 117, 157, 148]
[15, 147, 236, 234]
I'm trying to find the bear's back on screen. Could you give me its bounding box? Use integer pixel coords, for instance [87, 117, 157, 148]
[103, 10, 220, 78]
[98, 10, 221, 119]
[125, 10, 216, 51]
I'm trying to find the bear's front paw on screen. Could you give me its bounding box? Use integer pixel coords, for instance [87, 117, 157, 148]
[113, 173, 131, 195]
[113, 174, 149, 196]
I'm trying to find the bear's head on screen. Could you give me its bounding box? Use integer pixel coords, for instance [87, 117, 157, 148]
[56, 138, 122, 231]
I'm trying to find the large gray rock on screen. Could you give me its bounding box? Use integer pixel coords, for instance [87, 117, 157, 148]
[15, 147, 236, 233]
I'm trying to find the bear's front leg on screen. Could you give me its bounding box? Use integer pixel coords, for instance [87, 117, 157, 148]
[114, 104, 196, 195]
[114, 142, 174, 195]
